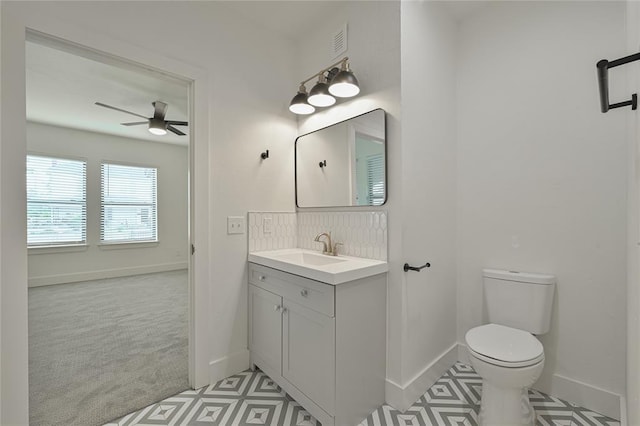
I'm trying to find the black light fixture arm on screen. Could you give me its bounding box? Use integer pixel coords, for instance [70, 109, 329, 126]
[298, 57, 349, 86]
[597, 52, 640, 113]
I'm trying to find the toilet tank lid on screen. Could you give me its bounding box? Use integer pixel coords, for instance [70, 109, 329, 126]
[483, 269, 555, 285]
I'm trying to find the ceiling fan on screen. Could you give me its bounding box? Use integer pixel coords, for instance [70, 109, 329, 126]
[95, 100, 188, 136]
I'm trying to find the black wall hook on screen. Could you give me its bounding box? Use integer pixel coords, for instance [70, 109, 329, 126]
[261, 150, 269, 160]
[319, 160, 327, 168]
[404, 262, 431, 272]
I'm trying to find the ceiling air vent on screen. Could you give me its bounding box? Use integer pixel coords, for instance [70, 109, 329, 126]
[332, 24, 348, 59]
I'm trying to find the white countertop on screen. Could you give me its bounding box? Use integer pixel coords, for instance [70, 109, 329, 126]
[248, 248, 388, 285]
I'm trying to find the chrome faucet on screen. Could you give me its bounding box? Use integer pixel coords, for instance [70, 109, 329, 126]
[314, 232, 332, 254]
[313, 232, 342, 256]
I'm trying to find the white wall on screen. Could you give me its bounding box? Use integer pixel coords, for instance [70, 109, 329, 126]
[626, 0, 640, 423]
[1, 2, 297, 422]
[27, 122, 188, 286]
[397, 1, 458, 407]
[0, 2, 4, 420]
[456, 1, 627, 417]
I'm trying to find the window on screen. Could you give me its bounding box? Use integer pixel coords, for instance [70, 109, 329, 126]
[27, 155, 87, 247]
[366, 153, 385, 206]
[101, 163, 157, 244]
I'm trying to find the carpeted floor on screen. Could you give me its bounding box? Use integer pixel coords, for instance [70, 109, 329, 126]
[28, 270, 189, 426]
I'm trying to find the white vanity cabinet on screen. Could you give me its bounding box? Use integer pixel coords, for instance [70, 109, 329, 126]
[248, 262, 386, 426]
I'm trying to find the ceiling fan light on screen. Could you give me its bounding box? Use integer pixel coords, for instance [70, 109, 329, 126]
[148, 118, 167, 135]
[148, 127, 167, 136]
[289, 86, 315, 115]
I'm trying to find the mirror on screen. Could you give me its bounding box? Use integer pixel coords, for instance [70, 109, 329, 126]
[295, 109, 386, 208]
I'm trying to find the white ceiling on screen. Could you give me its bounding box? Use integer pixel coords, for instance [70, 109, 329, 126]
[26, 41, 189, 146]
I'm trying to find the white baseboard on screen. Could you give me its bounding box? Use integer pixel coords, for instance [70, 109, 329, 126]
[457, 342, 621, 420]
[385, 343, 458, 412]
[457, 342, 471, 365]
[28, 262, 188, 287]
[620, 395, 627, 426]
[209, 350, 250, 385]
[549, 373, 621, 420]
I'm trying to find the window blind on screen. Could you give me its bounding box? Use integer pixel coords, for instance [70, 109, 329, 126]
[101, 163, 157, 243]
[27, 155, 87, 246]
[366, 153, 385, 206]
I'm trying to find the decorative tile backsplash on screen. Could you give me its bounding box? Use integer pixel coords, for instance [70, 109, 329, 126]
[248, 211, 387, 261]
[248, 212, 297, 252]
[297, 211, 387, 261]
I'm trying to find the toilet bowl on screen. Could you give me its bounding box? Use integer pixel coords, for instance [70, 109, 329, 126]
[466, 323, 545, 426]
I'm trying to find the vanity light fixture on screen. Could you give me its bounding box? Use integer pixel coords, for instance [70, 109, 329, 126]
[289, 84, 316, 115]
[289, 57, 360, 115]
[328, 60, 360, 98]
[308, 74, 336, 107]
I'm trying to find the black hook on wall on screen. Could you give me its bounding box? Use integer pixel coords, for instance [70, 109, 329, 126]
[597, 52, 640, 113]
[319, 160, 327, 168]
[261, 150, 269, 160]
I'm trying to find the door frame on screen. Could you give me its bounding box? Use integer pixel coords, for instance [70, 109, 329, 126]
[1, 12, 211, 424]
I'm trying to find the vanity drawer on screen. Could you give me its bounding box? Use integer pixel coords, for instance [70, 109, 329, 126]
[249, 263, 335, 317]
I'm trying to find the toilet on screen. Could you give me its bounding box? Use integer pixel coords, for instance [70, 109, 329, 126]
[465, 269, 555, 426]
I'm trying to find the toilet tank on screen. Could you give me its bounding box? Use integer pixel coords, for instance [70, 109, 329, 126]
[483, 269, 555, 335]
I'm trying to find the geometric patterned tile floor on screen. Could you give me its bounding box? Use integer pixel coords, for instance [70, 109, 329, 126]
[104, 362, 619, 426]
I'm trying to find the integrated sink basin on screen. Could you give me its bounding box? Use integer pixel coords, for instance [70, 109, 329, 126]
[273, 251, 347, 266]
[248, 248, 388, 285]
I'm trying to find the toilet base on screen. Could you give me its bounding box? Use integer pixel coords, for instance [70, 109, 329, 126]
[478, 381, 535, 426]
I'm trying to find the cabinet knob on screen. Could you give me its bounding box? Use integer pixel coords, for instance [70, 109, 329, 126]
[258, 275, 266, 281]
[300, 289, 308, 297]
[282, 307, 288, 314]
[274, 305, 281, 312]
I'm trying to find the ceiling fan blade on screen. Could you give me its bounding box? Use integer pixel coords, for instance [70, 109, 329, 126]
[95, 102, 148, 119]
[165, 120, 188, 126]
[153, 101, 168, 120]
[121, 121, 149, 126]
[167, 125, 186, 136]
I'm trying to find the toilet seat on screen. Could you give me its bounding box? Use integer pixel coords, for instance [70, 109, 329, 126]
[466, 324, 544, 368]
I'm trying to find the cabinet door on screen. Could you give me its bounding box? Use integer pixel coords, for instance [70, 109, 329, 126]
[282, 299, 335, 415]
[249, 285, 282, 374]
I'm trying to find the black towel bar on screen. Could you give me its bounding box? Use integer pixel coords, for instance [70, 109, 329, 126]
[596, 52, 640, 113]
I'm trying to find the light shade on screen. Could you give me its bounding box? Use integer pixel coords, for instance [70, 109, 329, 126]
[308, 78, 336, 107]
[329, 63, 360, 98]
[289, 87, 315, 115]
[148, 118, 167, 135]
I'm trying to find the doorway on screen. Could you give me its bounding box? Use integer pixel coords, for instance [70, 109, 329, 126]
[25, 34, 192, 426]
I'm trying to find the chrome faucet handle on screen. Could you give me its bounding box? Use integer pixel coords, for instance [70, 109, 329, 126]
[332, 242, 343, 256]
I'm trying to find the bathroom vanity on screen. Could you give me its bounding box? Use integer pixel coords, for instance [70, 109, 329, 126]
[248, 249, 388, 426]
